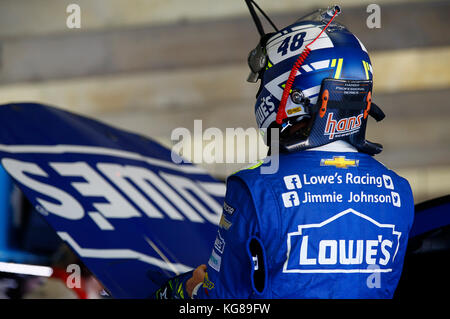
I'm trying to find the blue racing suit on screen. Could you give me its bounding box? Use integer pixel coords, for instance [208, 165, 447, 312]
[192, 147, 414, 299]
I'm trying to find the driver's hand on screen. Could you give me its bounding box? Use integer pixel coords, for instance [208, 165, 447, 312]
[186, 264, 207, 298]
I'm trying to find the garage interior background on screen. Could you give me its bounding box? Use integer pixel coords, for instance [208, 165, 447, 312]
[0, 0, 449, 204]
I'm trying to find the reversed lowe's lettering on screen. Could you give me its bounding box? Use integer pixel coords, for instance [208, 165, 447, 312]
[50, 162, 140, 219]
[1, 158, 84, 220]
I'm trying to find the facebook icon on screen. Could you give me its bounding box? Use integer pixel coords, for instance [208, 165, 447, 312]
[282, 191, 300, 208]
[284, 174, 302, 190]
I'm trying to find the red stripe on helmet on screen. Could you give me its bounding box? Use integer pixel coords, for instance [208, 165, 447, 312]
[276, 9, 339, 125]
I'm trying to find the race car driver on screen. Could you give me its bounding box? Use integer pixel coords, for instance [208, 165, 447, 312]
[156, 3, 415, 299]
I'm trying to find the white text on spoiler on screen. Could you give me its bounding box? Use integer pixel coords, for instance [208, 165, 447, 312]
[2, 158, 223, 229]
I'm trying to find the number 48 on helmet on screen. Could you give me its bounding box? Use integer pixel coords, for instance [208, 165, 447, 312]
[245, 1, 385, 154]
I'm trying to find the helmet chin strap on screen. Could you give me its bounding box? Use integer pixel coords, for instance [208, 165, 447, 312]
[276, 7, 340, 125]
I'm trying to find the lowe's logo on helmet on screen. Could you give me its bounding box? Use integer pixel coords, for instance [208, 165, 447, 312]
[324, 112, 364, 139]
[283, 208, 401, 273]
[255, 95, 276, 127]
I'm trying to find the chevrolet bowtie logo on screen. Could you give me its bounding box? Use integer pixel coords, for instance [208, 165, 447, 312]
[320, 156, 359, 169]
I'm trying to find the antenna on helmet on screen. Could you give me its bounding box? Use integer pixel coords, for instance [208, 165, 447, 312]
[245, 1, 279, 83]
[245, 0, 279, 36]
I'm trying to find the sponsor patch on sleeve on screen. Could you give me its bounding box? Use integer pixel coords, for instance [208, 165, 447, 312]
[213, 231, 226, 254]
[223, 201, 235, 215]
[208, 249, 222, 272]
[219, 215, 232, 230]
